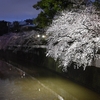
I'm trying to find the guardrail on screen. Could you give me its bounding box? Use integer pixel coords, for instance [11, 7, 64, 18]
[7, 45, 47, 49]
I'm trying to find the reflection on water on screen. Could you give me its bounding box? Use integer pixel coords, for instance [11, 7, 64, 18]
[0, 60, 100, 100]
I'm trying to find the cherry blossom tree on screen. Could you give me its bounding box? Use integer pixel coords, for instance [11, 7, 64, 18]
[46, 6, 100, 71]
[0, 30, 42, 51]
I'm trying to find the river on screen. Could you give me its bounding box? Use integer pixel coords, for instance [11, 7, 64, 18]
[0, 60, 100, 100]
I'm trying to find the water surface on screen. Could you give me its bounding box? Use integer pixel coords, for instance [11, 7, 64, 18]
[0, 60, 100, 100]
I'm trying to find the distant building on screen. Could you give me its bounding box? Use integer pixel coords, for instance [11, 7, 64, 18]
[20, 24, 35, 31]
[0, 20, 8, 35]
[1, 18, 36, 33]
[19, 21, 27, 26]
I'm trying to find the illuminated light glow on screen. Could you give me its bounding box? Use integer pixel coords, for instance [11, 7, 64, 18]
[42, 35, 46, 38]
[46, 6, 100, 71]
[37, 34, 40, 38]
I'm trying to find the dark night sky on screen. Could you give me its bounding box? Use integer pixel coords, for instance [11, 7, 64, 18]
[0, 0, 40, 21]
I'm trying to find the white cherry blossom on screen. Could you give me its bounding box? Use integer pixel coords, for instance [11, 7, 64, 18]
[46, 6, 100, 71]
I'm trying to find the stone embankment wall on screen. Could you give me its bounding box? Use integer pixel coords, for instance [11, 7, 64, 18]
[0, 48, 100, 93]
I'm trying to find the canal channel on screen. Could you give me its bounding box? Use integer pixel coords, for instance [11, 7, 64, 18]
[0, 60, 100, 100]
